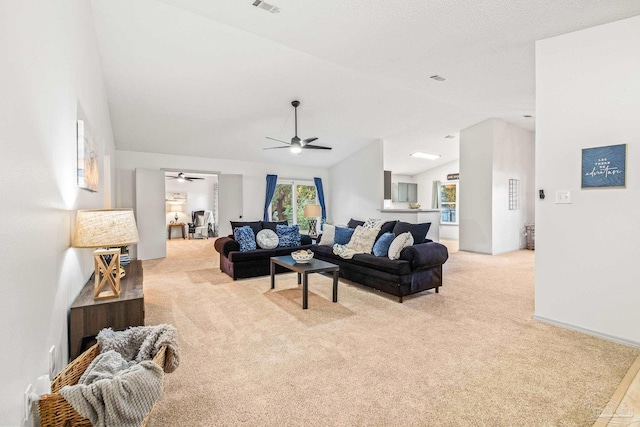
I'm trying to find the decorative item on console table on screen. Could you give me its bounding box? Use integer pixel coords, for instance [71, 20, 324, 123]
[120, 246, 131, 265]
[72, 209, 140, 300]
[170, 204, 182, 222]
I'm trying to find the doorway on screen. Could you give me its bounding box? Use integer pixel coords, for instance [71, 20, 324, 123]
[165, 171, 218, 241]
[134, 168, 243, 260]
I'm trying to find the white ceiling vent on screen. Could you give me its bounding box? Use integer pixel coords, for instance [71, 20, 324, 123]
[252, 0, 280, 14]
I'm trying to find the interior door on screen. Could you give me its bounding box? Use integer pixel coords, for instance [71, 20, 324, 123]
[135, 168, 166, 260]
[218, 174, 243, 237]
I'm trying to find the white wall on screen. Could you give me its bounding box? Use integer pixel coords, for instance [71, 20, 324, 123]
[459, 120, 494, 253]
[116, 150, 330, 229]
[414, 160, 460, 240]
[535, 16, 640, 346]
[329, 140, 384, 224]
[0, 1, 116, 424]
[459, 119, 534, 254]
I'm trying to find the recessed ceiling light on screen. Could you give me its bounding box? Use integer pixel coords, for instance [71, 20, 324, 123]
[430, 75, 446, 82]
[523, 115, 532, 118]
[445, 135, 455, 139]
[252, 0, 280, 13]
[410, 152, 441, 160]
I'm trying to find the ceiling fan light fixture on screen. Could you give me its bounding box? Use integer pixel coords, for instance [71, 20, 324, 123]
[264, 100, 331, 152]
[410, 152, 441, 160]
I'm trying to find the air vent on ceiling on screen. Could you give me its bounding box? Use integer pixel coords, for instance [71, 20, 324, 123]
[430, 75, 446, 82]
[252, 0, 280, 13]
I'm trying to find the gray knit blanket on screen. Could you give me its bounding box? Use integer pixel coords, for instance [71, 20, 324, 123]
[60, 351, 163, 427]
[97, 324, 180, 373]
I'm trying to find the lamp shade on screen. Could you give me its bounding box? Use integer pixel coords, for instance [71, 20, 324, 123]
[72, 209, 140, 248]
[170, 204, 182, 213]
[303, 204, 321, 218]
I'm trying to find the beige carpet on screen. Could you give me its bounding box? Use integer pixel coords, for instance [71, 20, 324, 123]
[142, 239, 638, 426]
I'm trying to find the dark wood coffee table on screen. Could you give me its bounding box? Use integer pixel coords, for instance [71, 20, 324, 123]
[270, 255, 339, 309]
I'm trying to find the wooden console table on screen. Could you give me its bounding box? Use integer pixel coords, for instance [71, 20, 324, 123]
[168, 223, 186, 239]
[68, 260, 144, 361]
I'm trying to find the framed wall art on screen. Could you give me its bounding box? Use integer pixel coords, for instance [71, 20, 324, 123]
[77, 110, 99, 192]
[581, 144, 626, 188]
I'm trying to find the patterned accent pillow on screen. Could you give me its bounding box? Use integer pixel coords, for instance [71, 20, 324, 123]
[230, 221, 262, 236]
[256, 229, 279, 249]
[318, 224, 335, 246]
[234, 226, 257, 252]
[346, 225, 379, 254]
[334, 226, 356, 245]
[388, 232, 414, 260]
[276, 224, 301, 247]
[372, 232, 396, 257]
[363, 218, 385, 230]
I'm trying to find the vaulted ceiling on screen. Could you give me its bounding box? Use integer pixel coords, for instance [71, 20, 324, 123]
[90, 0, 640, 175]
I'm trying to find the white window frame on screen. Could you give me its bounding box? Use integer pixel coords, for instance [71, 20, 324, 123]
[440, 181, 458, 225]
[268, 179, 317, 226]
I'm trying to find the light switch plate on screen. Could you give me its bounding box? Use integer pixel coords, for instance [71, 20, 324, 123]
[555, 191, 572, 204]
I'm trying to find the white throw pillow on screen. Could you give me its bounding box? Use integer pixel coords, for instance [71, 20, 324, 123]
[346, 225, 380, 254]
[256, 229, 279, 249]
[388, 232, 414, 260]
[318, 224, 335, 246]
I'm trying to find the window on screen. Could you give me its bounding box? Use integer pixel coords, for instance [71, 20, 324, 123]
[270, 180, 317, 233]
[440, 182, 458, 224]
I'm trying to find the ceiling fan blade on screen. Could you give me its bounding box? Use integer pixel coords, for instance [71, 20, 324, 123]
[302, 137, 318, 145]
[266, 137, 290, 145]
[166, 176, 178, 179]
[186, 177, 205, 181]
[263, 146, 291, 150]
[303, 144, 332, 150]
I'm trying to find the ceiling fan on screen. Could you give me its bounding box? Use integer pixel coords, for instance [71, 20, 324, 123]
[264, 100, 332, 153]
[166, 172, 204, 182]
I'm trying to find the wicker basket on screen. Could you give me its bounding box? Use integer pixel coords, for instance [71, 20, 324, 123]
[38, 344, 167, 427]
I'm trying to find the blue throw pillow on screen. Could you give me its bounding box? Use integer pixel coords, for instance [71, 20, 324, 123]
[372, 232, 396, 257]
[276, 224, 301, 247]
[234, 226, 256, 252]
[334, 226, 356, 245]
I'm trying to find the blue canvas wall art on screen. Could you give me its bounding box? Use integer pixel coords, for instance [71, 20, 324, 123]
[581, 144, 626, 188]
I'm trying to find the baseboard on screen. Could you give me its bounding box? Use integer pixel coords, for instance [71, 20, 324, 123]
[533, 315, 640, 348]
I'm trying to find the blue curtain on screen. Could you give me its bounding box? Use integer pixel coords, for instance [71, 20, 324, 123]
[314, 177, 326, 230]
[263, 174, 278, 221]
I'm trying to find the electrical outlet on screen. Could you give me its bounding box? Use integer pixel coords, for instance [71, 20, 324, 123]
[49, 345, 56, 378]
[24, 384, 32, 422]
